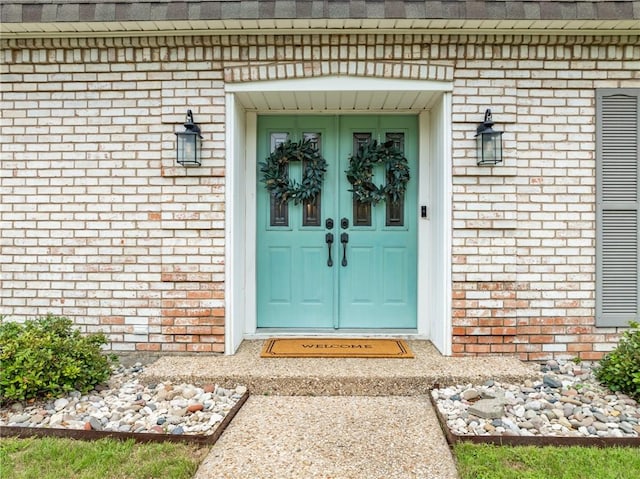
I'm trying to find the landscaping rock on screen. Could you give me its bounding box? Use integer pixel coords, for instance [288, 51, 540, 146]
[468, 399, 505, 419]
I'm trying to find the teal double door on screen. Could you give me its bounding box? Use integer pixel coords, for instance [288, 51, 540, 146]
[257, 115, 417, 329]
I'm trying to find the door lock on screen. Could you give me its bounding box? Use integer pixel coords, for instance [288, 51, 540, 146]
[326, 218, 334, 229]
[341, 217, 349, 229]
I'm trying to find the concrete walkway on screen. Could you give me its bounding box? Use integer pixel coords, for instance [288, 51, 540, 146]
[141, 340, 537, 479]
[195, 396, 458, 479]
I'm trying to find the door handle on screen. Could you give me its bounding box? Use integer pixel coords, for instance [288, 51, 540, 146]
[340, 232, 349, 267]
[326, 233, 334, 267]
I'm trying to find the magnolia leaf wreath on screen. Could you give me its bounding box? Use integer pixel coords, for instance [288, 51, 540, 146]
[345, 140, 410, 205]
[260, 138, 328, 204]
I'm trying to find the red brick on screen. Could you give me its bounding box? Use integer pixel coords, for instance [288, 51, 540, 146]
[529, 335, 555, 343]
[186, 326, 214, 334]
[465, 344, 491, 353]
[466, 327, 491, 336]
[453, 335, 478, 344]
[581, 352, 605, 360]
[102, 316, 125, 324]
[478, 318, 504, 327]
[175, 335, 199, 342]
[163, 326, 187, 334]
[477, 335, 504, 344]
[567, 343, 591, 352]
[186, 290, 213, 299]
[136, 343, 161, 351]
[491, 327, 517, 335]
[451, 344, 466, 354]
[490, 344, 516, 353]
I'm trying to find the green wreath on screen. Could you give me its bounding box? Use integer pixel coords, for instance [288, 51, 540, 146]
[260, 138, 328, 204]
[345, 140, 410, 205]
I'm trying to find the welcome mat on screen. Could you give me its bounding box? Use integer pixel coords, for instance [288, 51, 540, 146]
[260, 338, 414, 358]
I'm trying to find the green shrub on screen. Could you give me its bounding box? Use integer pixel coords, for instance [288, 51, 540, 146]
[595, 321, 640, 400]
[0, 315, 116, 403]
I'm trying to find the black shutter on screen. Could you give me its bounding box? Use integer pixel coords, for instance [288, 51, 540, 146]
[596, 90, 640, 326]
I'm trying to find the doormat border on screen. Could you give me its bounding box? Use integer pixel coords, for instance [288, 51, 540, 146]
[260, 338, 414, 358]
[0, 391, 249, 445]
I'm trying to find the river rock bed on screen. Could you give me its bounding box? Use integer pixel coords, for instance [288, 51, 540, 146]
[432, 360, 640, 438]
[0, 364, 246, 436]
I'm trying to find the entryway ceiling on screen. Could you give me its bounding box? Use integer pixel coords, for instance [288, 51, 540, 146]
[229, 77, 450, 112]
[234, 89, 440, 112]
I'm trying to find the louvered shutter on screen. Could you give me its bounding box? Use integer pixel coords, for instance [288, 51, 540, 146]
[596, 89, 640, 326]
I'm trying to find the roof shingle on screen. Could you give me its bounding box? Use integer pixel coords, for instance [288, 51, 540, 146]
[2, 1, 639, 23]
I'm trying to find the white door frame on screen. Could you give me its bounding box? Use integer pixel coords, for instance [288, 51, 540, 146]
[225, 77, 452, 355]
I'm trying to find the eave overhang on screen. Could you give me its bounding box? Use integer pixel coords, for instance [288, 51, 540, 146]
[1, 18, 640, 39]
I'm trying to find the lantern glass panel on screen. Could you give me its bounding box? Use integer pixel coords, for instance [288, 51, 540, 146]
[177, 132, 201, 166]
[477, 131, 503, 165]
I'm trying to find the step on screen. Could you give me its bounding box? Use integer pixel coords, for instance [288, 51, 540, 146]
[140, 340, 537, 396]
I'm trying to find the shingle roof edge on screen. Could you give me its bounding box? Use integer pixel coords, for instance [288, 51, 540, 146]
[2, 1, 640, 24]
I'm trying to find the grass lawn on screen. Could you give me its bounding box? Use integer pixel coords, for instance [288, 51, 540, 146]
[3, 436, 640, 479]
[0, 436, 210, 479]
[454, 443, 640, 479]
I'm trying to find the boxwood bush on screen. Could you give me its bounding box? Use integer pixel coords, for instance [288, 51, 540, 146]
[595, 321, 640, 400]
[0, 315, 116, 403]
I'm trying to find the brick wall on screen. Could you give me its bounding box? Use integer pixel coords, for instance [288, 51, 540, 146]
[1, 33, 639, 358]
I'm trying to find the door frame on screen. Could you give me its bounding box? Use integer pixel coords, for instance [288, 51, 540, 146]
[225, 76, 453, 355]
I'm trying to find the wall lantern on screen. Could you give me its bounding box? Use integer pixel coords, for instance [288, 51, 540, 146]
[175, 110, 202, 167]
[475, 109, 503, 166]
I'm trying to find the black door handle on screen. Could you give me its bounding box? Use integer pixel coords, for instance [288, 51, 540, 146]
[340, 232, 348, 267]
[326, 232, 334, 267]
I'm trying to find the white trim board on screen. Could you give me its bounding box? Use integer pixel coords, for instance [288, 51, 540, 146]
[224, 76, 453, 355]
[225, 76, 453, 93]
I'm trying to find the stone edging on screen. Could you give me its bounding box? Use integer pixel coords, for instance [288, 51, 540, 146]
[0, 391, 249, 445]
[428, 392, 640, 448]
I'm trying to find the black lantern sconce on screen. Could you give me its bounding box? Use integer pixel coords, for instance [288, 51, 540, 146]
[175, 110, 202, 167]
[475, 109, 503, 166]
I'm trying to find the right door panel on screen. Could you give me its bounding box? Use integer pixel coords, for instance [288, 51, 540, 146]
[337, 115, 418, 328]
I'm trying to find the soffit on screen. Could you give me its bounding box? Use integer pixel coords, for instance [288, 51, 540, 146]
[2, 1, 640, 38]
[234, 90, 441, 112]
[229, 76, 449, 112]
[2, 18, 639, 38]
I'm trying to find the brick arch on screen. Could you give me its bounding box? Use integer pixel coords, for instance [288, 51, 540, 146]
[224, 60, 454, 83]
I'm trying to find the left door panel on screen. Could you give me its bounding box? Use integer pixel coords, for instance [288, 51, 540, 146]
[256, 116, 337, 328]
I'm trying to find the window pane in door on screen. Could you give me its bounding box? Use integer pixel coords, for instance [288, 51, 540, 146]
[385, 132, 405, 227]
[353, 132, 372, 226]
[269, 133, 289, 227]
[302, 132, 322, 226]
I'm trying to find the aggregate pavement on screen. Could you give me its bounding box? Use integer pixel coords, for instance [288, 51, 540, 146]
[141, 340, 538, 478]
